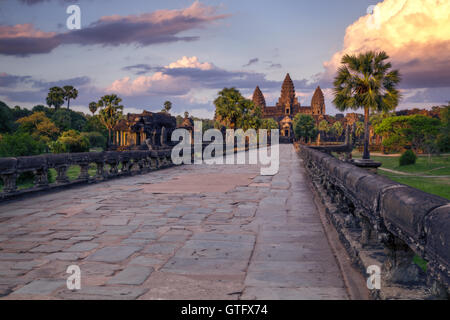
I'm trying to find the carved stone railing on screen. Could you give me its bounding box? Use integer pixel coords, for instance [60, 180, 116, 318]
[0, 141, 255, 202]
[299, 145, 449, 299]
[0, 149, 174, 202]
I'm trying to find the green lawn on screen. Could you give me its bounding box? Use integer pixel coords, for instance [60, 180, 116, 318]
[352, 151, 450, 200]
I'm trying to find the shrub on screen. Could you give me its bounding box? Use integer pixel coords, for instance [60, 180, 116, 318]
[399, 149, 417, 166]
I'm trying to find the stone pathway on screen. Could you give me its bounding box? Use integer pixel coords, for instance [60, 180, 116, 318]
[0, 145, 348, 300]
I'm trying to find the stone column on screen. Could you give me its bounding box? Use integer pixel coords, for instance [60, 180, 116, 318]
[1, 173, 17, 193]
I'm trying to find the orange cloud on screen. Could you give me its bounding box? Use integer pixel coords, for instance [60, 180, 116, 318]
[323, 0, 450, 88]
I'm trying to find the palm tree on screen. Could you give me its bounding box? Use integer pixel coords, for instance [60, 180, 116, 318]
[333, 51, 400, 159]
[332, 121, 344, 141]
[97, 94, 124, 146]
[162, 101, 172, 113]
[317, 120, 331, 145]
[62, 85, 78, 109]
[89, 102, 98, 115]
[46, 87, 65, 110]
[355, 121, 365, 145]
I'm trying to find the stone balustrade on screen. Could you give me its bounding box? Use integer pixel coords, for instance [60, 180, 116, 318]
[0, 149, 174, 202]
[299, 145, 449, 299]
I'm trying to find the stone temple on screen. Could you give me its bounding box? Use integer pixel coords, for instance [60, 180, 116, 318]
[253, 73, 325, 140]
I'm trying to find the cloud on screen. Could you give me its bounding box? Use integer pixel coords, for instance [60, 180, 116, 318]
[243, 58, 259, 67]
[0, 72, 32, 87]
[0, 1, 229, 56]
[165, 56, 213, 70]
[323, 0, 450, 89]
[122, 64, 156, 75]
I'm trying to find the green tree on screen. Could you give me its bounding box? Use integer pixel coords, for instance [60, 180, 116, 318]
[11, 105, 32, 120]
[0, 101, 14, 133]
[317, 120, 331, 145]
[294, 114, 317, 143]
[62, 85, 78, 109]
[238, 100, 261, 131]
[332, 121, 344, 141]
[46, 87, 65, 110]
[162, 101, 172, 113]
[333, 51, 401, 159]
[354, 121, 365, 144]
[0, 132, 45, 157]
[261, 118, 279, 130]
[54, 130, 90, 153]
[437, 104, 450, 152]
[214, 88, 246, 129]
[97, 94, 124, 145]
[89, 102, 98, 115]
[81, 131, 107, 149]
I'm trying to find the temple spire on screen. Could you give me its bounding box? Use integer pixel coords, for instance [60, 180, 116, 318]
[277, 73, 299, 107]
[311, 86, 325, 115]
[252, 86, 266, 108]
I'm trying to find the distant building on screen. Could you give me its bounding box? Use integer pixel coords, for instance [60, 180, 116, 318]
[252, 73, 325, 140]
[113, 111, 177, 150]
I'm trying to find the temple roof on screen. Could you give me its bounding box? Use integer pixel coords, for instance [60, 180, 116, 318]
[311, 86, 324, 105]
[252, 86, 266, 108]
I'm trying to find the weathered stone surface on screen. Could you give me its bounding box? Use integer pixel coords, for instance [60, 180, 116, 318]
[107, 266, 153, 285]
[87, 246, 141, 263]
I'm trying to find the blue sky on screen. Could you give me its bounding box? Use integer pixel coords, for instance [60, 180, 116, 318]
[0, 0, 448, 118]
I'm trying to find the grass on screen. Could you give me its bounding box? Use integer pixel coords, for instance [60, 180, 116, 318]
[352, 151, 450, 200]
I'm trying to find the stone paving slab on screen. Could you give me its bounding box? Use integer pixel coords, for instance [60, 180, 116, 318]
[0, 145, 348, 300]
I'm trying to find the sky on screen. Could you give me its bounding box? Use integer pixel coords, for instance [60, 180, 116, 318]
[0, 0, 449, 119]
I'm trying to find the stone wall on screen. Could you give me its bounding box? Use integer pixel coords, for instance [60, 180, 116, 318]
[299, 145, 449, 299]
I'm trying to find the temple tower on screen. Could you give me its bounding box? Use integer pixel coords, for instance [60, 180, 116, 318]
[276, 73, 300, 115]
[252, 86, 266, 109]
[311, 86, 325, 115]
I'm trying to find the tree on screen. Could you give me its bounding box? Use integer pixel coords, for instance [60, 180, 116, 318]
[238, 100, 262, 131]
[97, 94, 124, 145]
[332, 121, 344, 141]
[162, 101, 172, 113]
[89, 102, 98, 115]
[333, 51, 401, 159]
[46, 87, 65, 110]
[62, 85, 78, 109]
[317, 120, 331, 145]
[16, 111, 59, 143]
[184, 111, 189, 118]
[261, 118, 279, 130]
[54, 130, 90, 153]
[214, 88, 246, 129]
[437, 104, 450, 152]
[0, 132, 45, 157]
[354, 121, 365, 144]
[294, 114, 318, 143]
[0, 101, 14, 133]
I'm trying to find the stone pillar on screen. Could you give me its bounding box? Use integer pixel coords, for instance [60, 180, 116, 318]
[35, 168, 49, 187]
[78, 163, 90, 181]
[55, 165, 69, 184]
[1, 173, 17, 193]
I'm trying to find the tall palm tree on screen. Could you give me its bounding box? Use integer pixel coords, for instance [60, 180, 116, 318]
[332, 121, 344, 141]
[162, 101, 172, 113]
[62, 86, 78, 109]
[97, 94, 124, 146]
[333, 51, 400, 159]
[355, 121, 365, 144]
[46, 87, 65, 110]
[317, 120, 331, 145]
[89, 102, 98, 115]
